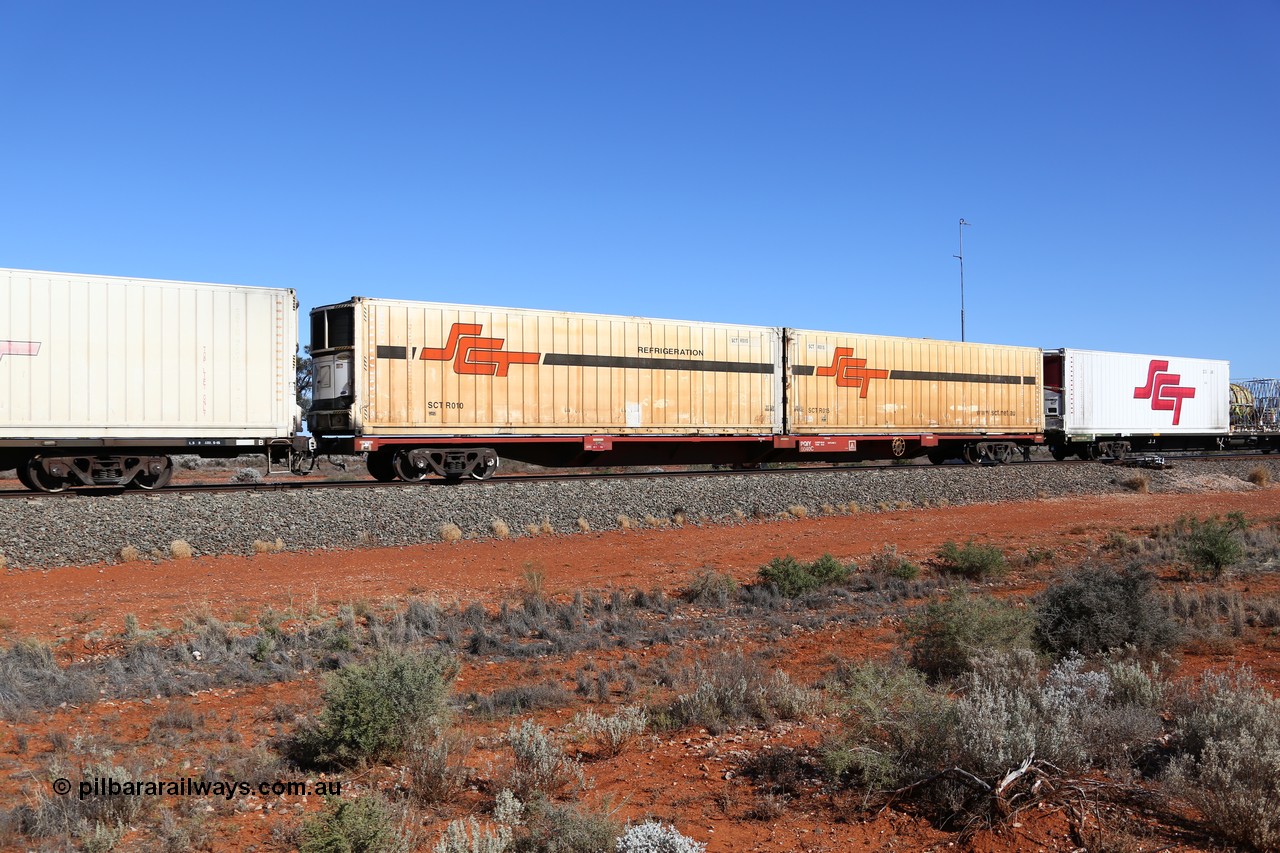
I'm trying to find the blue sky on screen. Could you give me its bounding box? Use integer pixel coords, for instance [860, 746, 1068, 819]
[2, 2, 1276, 375]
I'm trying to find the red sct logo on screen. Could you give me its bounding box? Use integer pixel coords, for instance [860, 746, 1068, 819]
[0, 341, 40, 363]
[1134, 360, 1195, 425]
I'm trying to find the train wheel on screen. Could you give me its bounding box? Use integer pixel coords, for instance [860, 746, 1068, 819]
[962, 444, 984, 465]
[990, 444, 1013, 464]
[16, 460, 36, 491]
[1049, 444, 1070, 461]
[1077, 444, 1098, 461]
[469, 455, 499, 481]
[365, 451, 397, 482]
[392, 450, 429, 482]
[132, 458, 174, 490]
[926, 449, 949, 465]
[25, 457, 67, 493]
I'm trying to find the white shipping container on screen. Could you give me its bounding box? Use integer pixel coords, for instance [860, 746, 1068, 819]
[1053, 348, 1229, 437]
[309, 297, 784, 435]
[0, 268, 298, 440]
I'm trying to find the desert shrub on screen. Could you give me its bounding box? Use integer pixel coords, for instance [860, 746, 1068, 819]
[433, 817, 512, 853]
[615, 822, 705, 853]
[230, 466, 264, 484]
[510, 796, 622, 853]
[1247, 466, 1271, 487]
[664, 652, 816, 734]
[903, 589, 1035, 680]
[463, 683, 574, 719]
[758, 553, 853, 597]
[866, 545, 920, 580]
[1169, 514, 1246, 579]
[573, 706, 648, 758]
[1166, 668, 1280, 851]
[505, 720, 584, 798]
[1035, 564, 1179, 657]
[300, 794, 409, 853]
[408, 730, 473, 805]
[934, 539, 1007, 579]
[826, 653, 1161, 820]
[293, 648, 458, 766]
[0, 639, 95, 719]
[683, 570, 739, 606]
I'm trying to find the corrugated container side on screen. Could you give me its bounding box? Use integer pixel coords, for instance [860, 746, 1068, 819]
[1062, 348, 1229, 435]
[349, 298, 783, 435]
[787, 330, 1043, 434]
[0, 269, 297, 439]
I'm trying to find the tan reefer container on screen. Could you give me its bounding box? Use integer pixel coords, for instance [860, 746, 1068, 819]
[0, 268, 298, 439]
[786, 329, 1043, 434]
[317, 298, 783, 435]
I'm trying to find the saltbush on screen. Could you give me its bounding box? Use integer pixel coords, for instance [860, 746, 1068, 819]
[934, 539, 1007, 580]
[665, 652, 816, 734]
[758, 554, 852, 597]
[903, 589, 1035, 680]
[1170, 514, 1246, 579]
[1167, 668, 1280, 851]
[300, 795, 408, 853]
[615, 822, 705, 853]
[294, 648, 458, 766]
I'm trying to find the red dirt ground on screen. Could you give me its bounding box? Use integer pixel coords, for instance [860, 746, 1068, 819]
[3, 487, 1280, 852]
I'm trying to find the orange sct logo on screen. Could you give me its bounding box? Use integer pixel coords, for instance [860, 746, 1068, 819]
[815, 348, 889, 397]
[421, 323, 540, 376]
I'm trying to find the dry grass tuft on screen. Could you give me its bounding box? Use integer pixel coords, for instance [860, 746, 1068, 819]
[875, 501, 891, 512]
[491, 519, 510, 539]
[439, 523, 463, 543]
[787, 504, 808, 519]
[169, 540, 193, 560]
[117, 546, 140, 563]
[616, 514, 633, 530]
[0, 553, 7, 571]
[357, 530, 377, 546]
[731, 508, 747, 521]
[577, 517, 591, 533]
[896, 500, 913, 510]
[846, 502, 860, 514]
[820, 503, 835, 515]
[1122, 474, 1150, 494]
[252, 538, 285, 554]
[540, 518, 555, 535]
[1247, 466, 1271, 487]
[672, 510, 687, 526]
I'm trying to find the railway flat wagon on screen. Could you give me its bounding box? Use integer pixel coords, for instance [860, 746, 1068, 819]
[1044, 348, 1230, 459]
[0, 268, 300, 490]
[307, 297, 785, 480]
[785, 330, 1044, 463]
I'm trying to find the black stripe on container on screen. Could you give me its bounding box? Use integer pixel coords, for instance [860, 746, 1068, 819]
[889, 369, 1037, 385]
[543, 353, 775, 374]
[376, 345, 407, 359]
[791, 365, 816, 375]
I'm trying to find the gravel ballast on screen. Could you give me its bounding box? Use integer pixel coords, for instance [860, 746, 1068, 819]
[1, 458, 1276, 569]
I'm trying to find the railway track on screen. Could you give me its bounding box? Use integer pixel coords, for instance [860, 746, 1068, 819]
[0, 451, 1271, 500]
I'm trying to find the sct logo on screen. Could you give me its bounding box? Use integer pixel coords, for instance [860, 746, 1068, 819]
[815, 348, 889, 397]
[0, 341, 40, 363]
[1134, 359, 1195, 425]
[422, 323, 539, 377]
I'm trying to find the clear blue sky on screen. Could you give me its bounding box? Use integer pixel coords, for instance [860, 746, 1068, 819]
[2, 2, 1276, 375]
